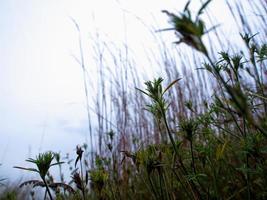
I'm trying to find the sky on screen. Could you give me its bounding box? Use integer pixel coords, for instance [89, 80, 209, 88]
[0, 0, 241, 182]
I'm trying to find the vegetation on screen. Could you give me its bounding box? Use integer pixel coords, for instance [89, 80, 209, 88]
[1, 0, 267, 199]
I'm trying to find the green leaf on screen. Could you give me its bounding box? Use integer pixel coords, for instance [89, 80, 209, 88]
[50, 161, 65, 167]
[162, 78, 182, 95]
[215, 140, 228, 161]
[197, 0, 212, 17]
[14, 166, 39, 173]
[26, 158, 37, 163]
[75, 156, 80, 168]
[184, 0, 191, 12]
[135, 87, 150, 97]
[19, 180, 43, 188]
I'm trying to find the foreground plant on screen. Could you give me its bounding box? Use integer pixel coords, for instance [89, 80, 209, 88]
[137, 78, 205, 199]
[162, 0, 267, 199]
[160, 0, 214, 54]
[14, 151, 73, 200]
[137, 77, 181, 155]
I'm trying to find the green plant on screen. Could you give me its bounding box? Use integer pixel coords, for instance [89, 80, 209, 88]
[137, 77, 181, 156]
[162, 1, 267, 199]
[161, 0, 214, 54]
[14, 151, 72, 200]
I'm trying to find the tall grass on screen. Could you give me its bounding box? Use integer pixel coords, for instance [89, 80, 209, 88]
[2, 0, 267, 199]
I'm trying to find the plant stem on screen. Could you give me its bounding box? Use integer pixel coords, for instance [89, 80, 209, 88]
[43, 178, 53, 200]
[243, 117, 251, 200]
[162, 111, 202, 199]
[80, 159, 86, 200]
[172, 169, 195, 200]
[190, 140, 196, 175]
[148, 174, 158, 199]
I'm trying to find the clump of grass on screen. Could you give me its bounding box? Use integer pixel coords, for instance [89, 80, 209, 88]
[14, 151, 73, 200]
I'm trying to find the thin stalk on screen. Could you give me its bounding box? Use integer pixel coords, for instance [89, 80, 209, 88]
[251, 52, 267, 113]
[246, 154, 251, 200]
[159, 172, 164, 200]
[243, 117, 251, 200]
[71, 18, 94, 165]
[162, 170, 171, 200]
[140, 173, 157, 200]
[43, 190, 47, 200]
[190, 140, 196, 175]
[148, 174, 159, 199]
[172, 169, 195, 200]
[162, 110, 203, 199]
[190, 138, 209, 198]
[207, 158, 219, 199]
[80, 159, 86, 200]
[159, 104, 187, 175]
[43, 178, 53, 200]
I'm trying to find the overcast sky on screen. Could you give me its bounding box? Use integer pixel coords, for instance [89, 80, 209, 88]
[0, 0, 241, 181]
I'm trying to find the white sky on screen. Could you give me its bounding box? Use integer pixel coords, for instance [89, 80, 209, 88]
[0, 0, 241, 181]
